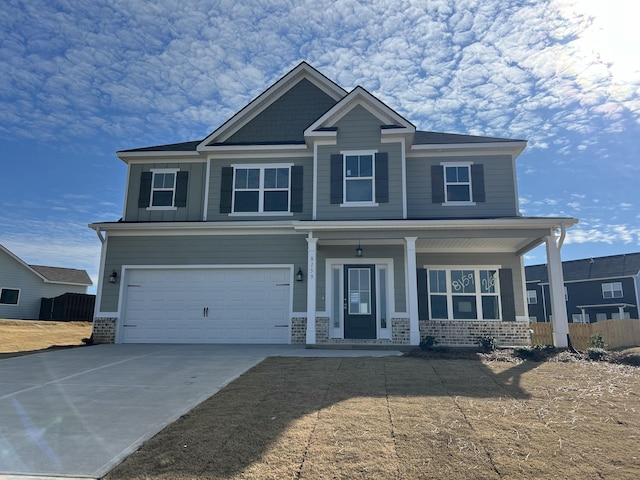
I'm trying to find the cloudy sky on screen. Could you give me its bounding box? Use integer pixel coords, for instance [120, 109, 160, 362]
[1, 0, 639, 290]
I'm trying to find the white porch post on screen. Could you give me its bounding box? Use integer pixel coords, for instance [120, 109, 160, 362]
[618, 306, 625, 319]
[306, 236, 318, 344]
[545, 226, 569, 348]
[405, 237, 420, 345]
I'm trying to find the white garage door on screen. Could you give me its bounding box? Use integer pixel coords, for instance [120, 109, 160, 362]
[121, 268, 291, 344]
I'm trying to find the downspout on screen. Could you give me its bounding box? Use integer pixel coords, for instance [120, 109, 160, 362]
[557, 223, 566, 249]
[95, 227, 105, 244]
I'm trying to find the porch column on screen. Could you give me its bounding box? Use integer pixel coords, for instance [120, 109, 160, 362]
[306, 237, 318, 344]
[545, 227, 569, 348]
[618, 306, 625, 319]
[405, 237, 420, 345]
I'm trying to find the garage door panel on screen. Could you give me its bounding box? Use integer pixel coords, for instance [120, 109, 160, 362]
[122, 268, 290, 344]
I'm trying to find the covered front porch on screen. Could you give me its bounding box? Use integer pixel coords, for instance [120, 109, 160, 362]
[293, 217, 577, 348]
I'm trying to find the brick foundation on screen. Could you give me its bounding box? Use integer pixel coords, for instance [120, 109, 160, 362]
[420, 320, 531, 347]
[92, 317, 117, 344]
[392, 318, 411, 344]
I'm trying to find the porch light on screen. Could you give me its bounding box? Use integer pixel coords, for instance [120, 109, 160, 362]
[355, 241, 363, 258]
[109, 270, 118, 284]
[296, 267, 304, 282]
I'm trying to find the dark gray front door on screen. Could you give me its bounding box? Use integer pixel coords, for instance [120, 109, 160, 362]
[344, 265, 376, 339]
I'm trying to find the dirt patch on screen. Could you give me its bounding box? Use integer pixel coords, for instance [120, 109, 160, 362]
[104, 356, 640, 480]
[0, 319, 92, 357]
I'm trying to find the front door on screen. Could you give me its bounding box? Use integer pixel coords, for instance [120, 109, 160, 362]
[344, 265, 376, 339]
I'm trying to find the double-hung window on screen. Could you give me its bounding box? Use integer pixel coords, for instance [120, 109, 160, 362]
[427, 268, 501, 320]
[344, 152, 375, 204]
[444, 164, 472, 203]
[602, 282, 623, 299]
[233, 165, 291, 214]
[150, 169, 177, 207]
[527, 290, 538, 304]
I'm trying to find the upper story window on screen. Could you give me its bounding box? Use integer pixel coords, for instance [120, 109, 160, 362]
[137, 168, 189, 210]
[526, 290, 538, 304]
[602, 282, 623, 299]
[233, 165, 291, 213]
[330, 151, 388, 206]
[344, 153, 374, 203]
[431, 162, 485, 205]
[0, 288, 19, 305]
[151, 170, 177, 207]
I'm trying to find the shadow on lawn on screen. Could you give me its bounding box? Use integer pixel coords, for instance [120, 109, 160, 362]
[105, 355, 542, 479]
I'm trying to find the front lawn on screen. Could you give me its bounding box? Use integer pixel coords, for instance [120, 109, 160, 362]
[104, 356, 640, 480]
[0, 319, 92, 356]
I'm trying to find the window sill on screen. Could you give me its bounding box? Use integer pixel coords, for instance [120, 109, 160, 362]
[146, 206, 177, 211]
[228, 212, 294, 217]
[340, 202, 379, 207]
[442, 201, 476, 207]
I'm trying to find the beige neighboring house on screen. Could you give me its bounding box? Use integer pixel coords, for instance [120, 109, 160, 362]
[0, 244, 93, 320]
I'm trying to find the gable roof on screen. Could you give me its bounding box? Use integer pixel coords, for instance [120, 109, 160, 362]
[526, 252, 640, 283]
[0, 244, 92, 286]
[198, 62, 347, 149]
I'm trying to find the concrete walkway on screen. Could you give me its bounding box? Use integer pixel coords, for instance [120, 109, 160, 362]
[0, 344, 402, 479]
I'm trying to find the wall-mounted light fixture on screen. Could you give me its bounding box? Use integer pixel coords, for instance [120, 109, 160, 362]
[296, 267, 304, 282]
[109, 270, 118, 284]
[355, 241, 363, 258]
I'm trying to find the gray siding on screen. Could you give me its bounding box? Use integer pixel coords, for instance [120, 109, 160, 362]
[0, 251, 87, 319]
[124, 162, 206, 222]
[206, 156, 313, 221]
[407, 155, 518, 218]
[316, 106, 404, 220]
[223, 79, 338, 144]
[416, 252, 526, 317]
[101, 234, 308, 312]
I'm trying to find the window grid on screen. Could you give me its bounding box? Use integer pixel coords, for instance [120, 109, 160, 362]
[527, 290, 538, 305]
[602, 282, 623, 299]
[444, 164, 472, 203]
[151, 171, 177, 207]
[343, 152, 375, 204]
[232, 166, 291, 213]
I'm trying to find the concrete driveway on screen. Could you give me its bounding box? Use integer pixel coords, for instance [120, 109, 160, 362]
[0, 344, 401, 479]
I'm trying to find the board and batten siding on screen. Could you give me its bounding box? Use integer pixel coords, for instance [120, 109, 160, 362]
[124, 162, 206, 222]
[416, 252, 526, 318]
[100, 234, 308, 313]
[316, 105, 404, 220]
[406, 155, 518, 219]
[206, 155, 313, 221]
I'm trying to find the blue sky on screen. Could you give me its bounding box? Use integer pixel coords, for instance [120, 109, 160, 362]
[1, 0, 639, 291]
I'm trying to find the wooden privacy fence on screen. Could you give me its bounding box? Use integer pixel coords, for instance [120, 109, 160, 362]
[530, 319, 640, 351]
[39, 293, 95, 322]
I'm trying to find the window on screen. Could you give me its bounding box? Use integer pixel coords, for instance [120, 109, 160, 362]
[572, 314, 589, 324]
[0, 288, 19, 305]
[151, 170, 177, 207]
[596, 313, 608, 321]
[344, 153, 374, 203]
[529, 316, 537, 322]
[602, 282, 623, 299]
[427, 268, 500, 320]
[444, 165, 471, 202]
[329, 151, 388, 206]
[526, 290, 538, 305]
[232, 165, 291, 213]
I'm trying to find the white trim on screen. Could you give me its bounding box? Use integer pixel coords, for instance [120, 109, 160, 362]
[147, 168, 180, 210]
[341, 149, 377, 205]
[324, 257, 396, 340]
[229, 212, 294, 217]
[122, 164, 131, 219]
[93, 232, 109, 319]
[410, 141, 527, 153]
[340, 202, 379, 208]
[117, 151, 201, 162]
[230, 164, 293, 214]
[441, 161, 474, 205]
[401, 138, 407, 219]
[203, 158, 211, 221]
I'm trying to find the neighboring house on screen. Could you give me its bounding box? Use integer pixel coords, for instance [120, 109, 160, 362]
[90, 62, 577, 347]
[526, 253, 640, 323]
[0, 244, 93, 319]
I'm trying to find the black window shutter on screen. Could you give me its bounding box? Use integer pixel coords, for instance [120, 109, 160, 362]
[471, 164, 485, 202]
[174, 171, 188, 207]
[330, 154, 343, 204]
[138, 171, 152, 208]
[375, 152, 389, 203]
[431, 165, 445, 203]
[499, 268, 516, 321]
[417, 268, 429, 320]
[220, 167, 234, 213]
[290, 165, 303, 213]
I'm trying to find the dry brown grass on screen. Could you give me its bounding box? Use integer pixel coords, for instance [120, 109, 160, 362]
[0, 319, 92, 354]
[104, 356, 640, 480]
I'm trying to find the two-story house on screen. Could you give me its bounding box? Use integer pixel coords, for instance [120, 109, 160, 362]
[90, 62, 577, 347]
[526, 253, 640, 323]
